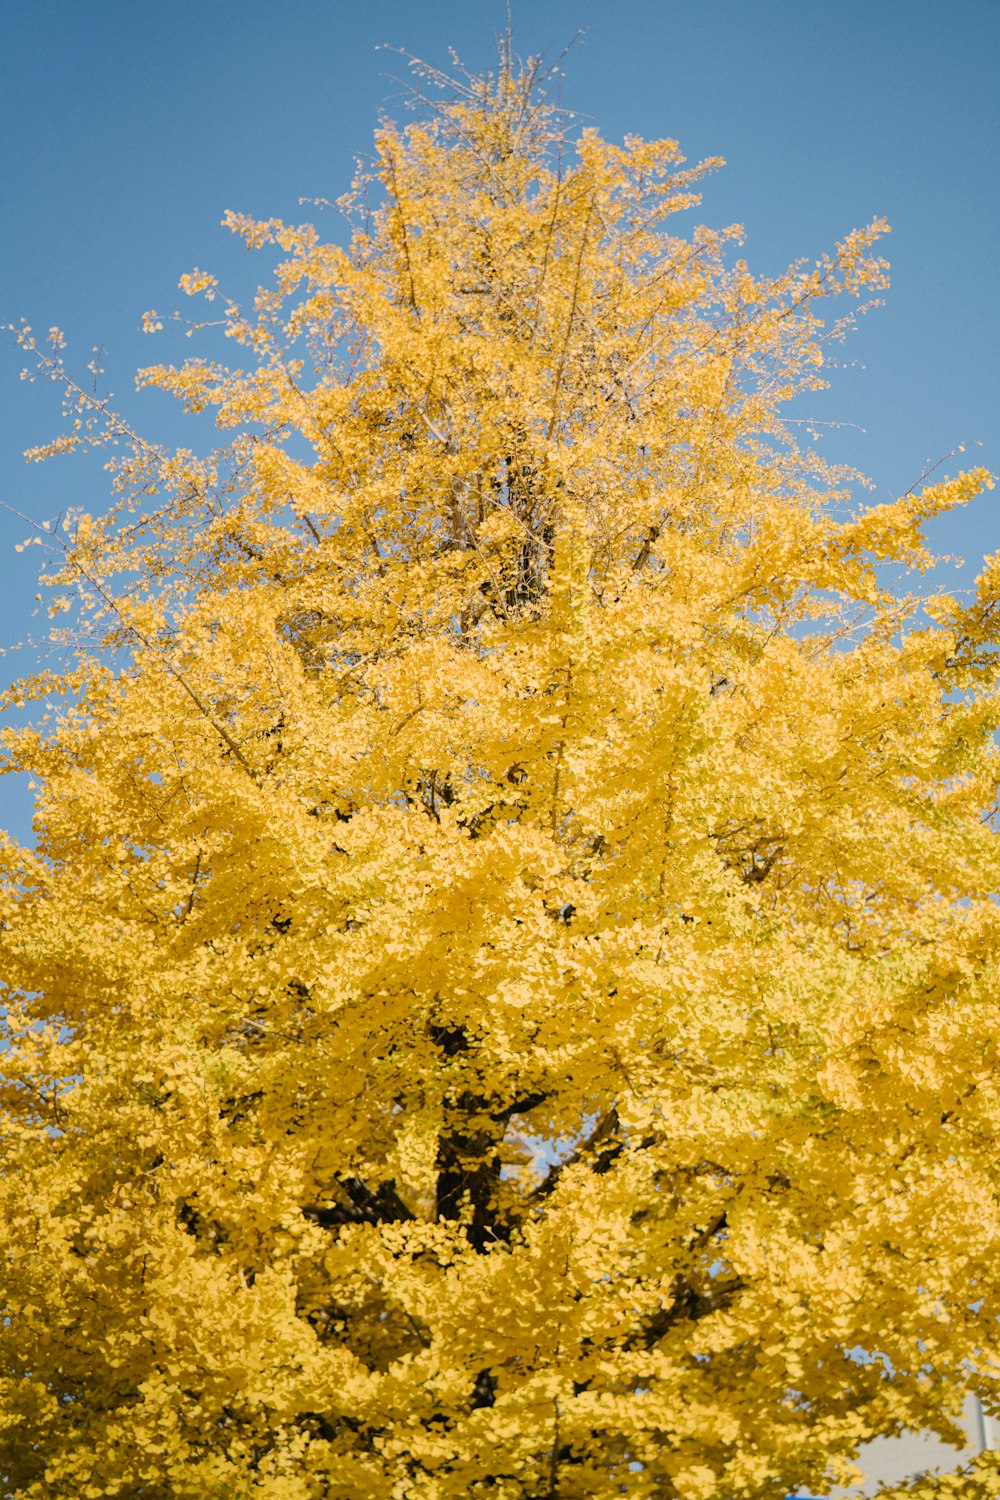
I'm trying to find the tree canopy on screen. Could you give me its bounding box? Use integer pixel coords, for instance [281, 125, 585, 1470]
[1, 46, 999, 1500]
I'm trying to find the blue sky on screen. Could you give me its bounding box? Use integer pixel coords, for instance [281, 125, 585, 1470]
[1, 0, 998, 840]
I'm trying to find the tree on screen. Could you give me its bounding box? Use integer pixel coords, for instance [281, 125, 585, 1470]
[1, 45, 998, 1500]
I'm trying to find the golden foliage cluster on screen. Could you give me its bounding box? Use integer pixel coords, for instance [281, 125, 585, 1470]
[1, 46, 998, 1500]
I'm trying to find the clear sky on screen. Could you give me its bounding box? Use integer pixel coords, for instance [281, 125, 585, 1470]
[1, 0, 998, 840]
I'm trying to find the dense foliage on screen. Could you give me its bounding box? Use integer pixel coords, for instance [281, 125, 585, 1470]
[2, 49, 998, 1500]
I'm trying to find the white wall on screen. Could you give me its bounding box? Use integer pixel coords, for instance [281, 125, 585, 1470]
[827, 1398, 999, 1496]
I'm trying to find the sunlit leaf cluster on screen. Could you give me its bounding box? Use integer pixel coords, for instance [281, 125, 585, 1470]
[1, 45, 998, 1500]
